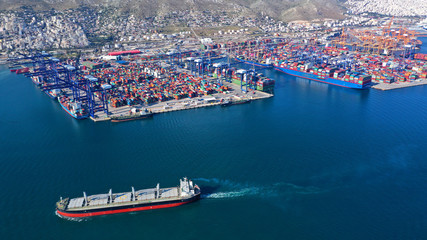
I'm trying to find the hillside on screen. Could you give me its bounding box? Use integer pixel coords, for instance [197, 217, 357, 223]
[0, 0, 345, 22]
[238, 0, 345, 22]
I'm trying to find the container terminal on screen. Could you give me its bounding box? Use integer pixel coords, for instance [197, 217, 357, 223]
[233, 41, 426, 90]
[7, 49, 274, 122]
[6, 20, 426, 121]
[225, 23, 426, 90]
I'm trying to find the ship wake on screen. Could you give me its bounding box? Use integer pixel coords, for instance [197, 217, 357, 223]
[195, 178, 326, 199]
[202, 187, 261, 199]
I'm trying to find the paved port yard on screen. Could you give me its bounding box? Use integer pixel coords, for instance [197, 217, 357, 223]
[81, 56, 274, 122]
[372, 78, 427, 90]
[92, 80, 272, 122]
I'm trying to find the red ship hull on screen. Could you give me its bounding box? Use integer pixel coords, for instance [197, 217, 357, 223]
[57, 194, 200, 218]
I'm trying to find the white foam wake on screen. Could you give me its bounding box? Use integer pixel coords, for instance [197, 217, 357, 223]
[202, 187, 261, 199]
[195, 178, 326, 200]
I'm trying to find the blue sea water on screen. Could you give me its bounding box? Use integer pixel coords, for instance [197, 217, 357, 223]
[1, 40, 427, 239]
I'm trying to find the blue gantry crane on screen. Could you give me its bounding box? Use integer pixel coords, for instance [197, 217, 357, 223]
[8, 51, 109, 118]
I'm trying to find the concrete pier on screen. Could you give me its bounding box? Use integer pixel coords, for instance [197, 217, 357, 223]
[372, 78, 427, 91]
[92, 81, 273, 122]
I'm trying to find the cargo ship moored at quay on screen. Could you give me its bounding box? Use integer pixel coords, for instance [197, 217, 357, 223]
[56, 177, 200, 218]
[234, 58, 371, 89]
[274, 66, 371, 89]
[58, 96, 89, 120]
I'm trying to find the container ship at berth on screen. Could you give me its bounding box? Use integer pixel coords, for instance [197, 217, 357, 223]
[58, 96, 89, 120]
[234, 57, 370, 89]
[274, 65, 371, 89]
[56, 177, 200, 218]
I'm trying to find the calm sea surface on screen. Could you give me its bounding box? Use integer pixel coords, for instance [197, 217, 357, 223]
[1, 39, 426, 239]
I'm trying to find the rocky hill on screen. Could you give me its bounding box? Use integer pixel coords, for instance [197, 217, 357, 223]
[238, 0, 345, 22]
[0, 0, 345, 22]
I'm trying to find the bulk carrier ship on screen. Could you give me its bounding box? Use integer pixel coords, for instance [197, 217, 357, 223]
[56, 177, 200, 218]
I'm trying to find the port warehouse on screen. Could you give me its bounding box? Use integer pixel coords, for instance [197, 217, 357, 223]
[8, 35, 426, 120]
[8, 45, 275, 121]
